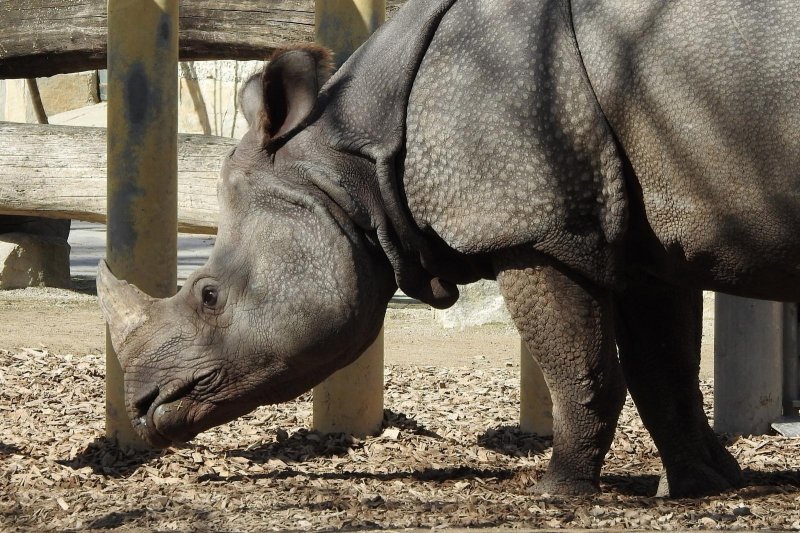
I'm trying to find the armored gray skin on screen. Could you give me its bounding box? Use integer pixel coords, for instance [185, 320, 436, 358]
[98, 0, 800, 497]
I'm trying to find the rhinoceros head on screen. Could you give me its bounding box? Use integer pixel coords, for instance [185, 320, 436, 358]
[98, 46, 396, 447]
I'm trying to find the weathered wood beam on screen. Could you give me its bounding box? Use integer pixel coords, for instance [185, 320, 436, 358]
[0, 0, 405, 79]
[0, 122, 231, 234]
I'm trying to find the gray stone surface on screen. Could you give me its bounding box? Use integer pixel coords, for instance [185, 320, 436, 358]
[434, 279, 512, 329]
[0, 232, 70, 289]
[36, 71, 99, 116]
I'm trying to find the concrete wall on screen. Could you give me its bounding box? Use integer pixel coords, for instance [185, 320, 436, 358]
[37, 72, 100, 116]
[434, 280, 511, 328]
[0, 74, 99, 122]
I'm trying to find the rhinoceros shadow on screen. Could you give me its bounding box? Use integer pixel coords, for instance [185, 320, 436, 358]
[57, 436, 163, 477]
[0, 442, 23, 458]
[598, 473, 661, 496]
[204, 409, 518, 484]
[85, 509, 147, 530]
[226, 409, 442, 466]
[601, 469, 800, 498]
[477, 426, 551, 458]
[739, 469, 800, 493]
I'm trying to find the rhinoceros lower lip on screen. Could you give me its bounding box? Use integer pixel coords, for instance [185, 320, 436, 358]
[151, 402, 200, 444]
[133, 370, 215, 447]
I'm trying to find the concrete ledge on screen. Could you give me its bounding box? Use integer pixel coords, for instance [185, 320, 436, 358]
[0, 232, 70, 289]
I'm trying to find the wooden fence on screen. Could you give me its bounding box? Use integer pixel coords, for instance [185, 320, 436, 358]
[0, 0, 403, 78]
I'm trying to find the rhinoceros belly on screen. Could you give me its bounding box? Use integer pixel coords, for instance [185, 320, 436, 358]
[574, 0, 800, 299]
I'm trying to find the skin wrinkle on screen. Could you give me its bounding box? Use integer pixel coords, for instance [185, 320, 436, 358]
[189, 367, 225, 403]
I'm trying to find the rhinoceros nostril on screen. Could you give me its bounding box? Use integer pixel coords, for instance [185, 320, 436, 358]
[132, 384, 160, 418]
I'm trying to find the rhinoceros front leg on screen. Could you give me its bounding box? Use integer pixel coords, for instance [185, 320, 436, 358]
[495, 252, 626, 495]
[613, 276, 743, 497]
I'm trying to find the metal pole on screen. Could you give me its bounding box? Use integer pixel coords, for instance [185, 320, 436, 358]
[783, 303, 799, 416]
[312, 0, 385, 437]
[520, 340, 553, 436]
[106, 0, 178, 448]
[714, 294, 784, 435]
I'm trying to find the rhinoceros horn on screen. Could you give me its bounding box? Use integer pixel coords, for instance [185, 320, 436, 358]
[97, 260, 154, 355]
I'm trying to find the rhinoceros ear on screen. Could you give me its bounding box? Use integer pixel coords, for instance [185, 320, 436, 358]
[239, 73, 265, 128]
[257, 45, 333, 149]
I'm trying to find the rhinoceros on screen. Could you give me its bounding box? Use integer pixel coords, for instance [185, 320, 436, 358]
[97, 0, 800, 497]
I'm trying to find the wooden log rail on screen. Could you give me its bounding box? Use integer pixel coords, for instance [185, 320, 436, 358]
[0, 0, 404, 79]
[0, 122, 231, 234]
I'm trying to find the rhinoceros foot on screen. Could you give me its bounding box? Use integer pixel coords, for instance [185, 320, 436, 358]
[530, 471, 600, 496]
[656, 463, 743, 498]
[657, 434, 744, 497]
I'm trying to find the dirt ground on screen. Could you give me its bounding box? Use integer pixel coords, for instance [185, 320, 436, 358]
[0, 287, 521, 370]
[1, 287, 798, 531]
[0, 286, 714, 378]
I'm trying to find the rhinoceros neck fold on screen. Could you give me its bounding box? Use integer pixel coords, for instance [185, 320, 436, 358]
[292, 129, 489, 310]
[293, 0, 491, 308]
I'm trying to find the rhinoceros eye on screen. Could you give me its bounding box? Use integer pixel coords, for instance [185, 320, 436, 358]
[201, 286, 219, 308]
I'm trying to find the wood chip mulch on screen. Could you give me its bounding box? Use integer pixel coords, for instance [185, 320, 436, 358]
[1, 348, 799, 531]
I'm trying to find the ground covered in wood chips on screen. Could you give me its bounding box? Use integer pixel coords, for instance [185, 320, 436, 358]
[2, 343, 800, 531]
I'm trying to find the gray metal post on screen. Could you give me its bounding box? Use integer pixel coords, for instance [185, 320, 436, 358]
[783, 303, 799, 416]
[714, 294, 784, 435]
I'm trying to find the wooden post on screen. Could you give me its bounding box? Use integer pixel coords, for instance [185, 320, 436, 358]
[714, 294, 784, 435]
[25, 79, 49, 124]
[106, 0, 178, 449]
[520, 340, 553, 436]
[312, 0, 385, 437]
[2, 80, 27, 122]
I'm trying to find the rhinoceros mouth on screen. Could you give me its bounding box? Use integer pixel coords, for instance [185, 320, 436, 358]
[130, 370, 216, 447]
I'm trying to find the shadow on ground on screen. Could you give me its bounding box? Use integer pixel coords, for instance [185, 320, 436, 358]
[600, 473, 660, 496]
[478, 425, 551, 457]
[87, 509, 147, 529]
[57, 437, 164, 477]
[0, 442, 23, 458]
[741, 469, 800, 492]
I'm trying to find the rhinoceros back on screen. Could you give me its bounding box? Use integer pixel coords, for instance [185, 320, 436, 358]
[403, 0, 627, 285]
[574, 1, 800, 296]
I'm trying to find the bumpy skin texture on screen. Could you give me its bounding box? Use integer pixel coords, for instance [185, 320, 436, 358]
[107, 144, 396, 446]
[404, 0, 626, 285]
[495, 250, 625, 495]
[573, 1, 800, 298]
[98, 0, 800, 498]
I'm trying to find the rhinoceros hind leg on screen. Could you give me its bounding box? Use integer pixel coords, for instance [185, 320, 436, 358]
[614, 276, 743, 497]
[495, 251, 625, 495]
